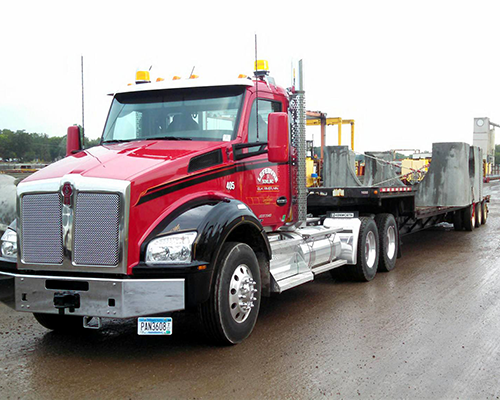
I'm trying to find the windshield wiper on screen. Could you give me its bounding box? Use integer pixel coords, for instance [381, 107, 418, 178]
[144, 136, 192, 141]
[102, 139, 134, 144]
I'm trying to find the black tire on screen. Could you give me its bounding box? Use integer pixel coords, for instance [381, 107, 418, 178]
[463, 204, 475, 231]
[453, 210, 463, 231]
[375, 213, 398, 272]
[33, 313, 84, 332]
[481, 201, 487, 225]
[475, 202, 482, 227]
[348, 217, 379, 282]
[200, 242, 261, 345]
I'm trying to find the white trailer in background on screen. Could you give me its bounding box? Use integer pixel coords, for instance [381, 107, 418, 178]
[473, 117, 498, 177]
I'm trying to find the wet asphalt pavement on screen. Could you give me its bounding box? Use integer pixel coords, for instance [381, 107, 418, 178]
[1, 183, 500, 399]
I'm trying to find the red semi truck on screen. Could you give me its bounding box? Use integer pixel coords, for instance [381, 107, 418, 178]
[0, 60, 488, 344]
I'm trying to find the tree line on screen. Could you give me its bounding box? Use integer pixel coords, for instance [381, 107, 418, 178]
[2, 128, 500, 164]
[0, 129, 100, 163]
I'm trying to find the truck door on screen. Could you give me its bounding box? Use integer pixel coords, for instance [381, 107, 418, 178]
[238, 97, 291, 231]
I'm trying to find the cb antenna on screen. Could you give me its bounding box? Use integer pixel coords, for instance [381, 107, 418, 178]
[254, 34, 259, 142]
[81, 55, 85, 146]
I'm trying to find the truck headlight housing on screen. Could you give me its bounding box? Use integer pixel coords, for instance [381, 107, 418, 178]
[1, 229, 17, 259]
[145, 232, 197, 265]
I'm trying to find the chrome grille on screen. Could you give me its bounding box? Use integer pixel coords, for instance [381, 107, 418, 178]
[73, 193, 120, 266]
[21, 193, 63, 264]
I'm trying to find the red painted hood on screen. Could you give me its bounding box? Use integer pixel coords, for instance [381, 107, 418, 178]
[24, 140, 225, 183]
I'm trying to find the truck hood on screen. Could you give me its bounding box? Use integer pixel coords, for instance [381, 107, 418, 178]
[23, 140, 226, 183]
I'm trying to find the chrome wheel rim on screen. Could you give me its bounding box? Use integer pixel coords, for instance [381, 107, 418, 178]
[477, 205, 482, 225]
[229, 264, 257, 323]
[386, 226, 396, 259]
[365, 231, 377, 268]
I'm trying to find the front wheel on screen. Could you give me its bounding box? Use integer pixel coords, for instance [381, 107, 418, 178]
[200, 242, 261, 345]
[34, 313, 84, 332]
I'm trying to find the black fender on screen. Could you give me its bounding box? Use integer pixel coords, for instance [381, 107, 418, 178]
[133, 197, 271, 307]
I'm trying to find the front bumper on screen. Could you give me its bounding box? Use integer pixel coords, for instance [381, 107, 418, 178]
[0, 271, 184, 318]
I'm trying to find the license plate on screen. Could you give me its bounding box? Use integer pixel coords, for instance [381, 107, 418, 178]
[137, 317, 172, 335]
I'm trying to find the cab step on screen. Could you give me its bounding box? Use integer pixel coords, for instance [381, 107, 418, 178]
[312, 259, 347, 275]
[272, 259, 348, 293]
[274, 271, 314, 293]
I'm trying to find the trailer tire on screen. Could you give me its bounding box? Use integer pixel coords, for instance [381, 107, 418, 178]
[33, 313, 84, 332]
[200, 242, 261, 345]
[453, 210, 463, 231]
[463, 204, 475, 231]
[475, 203, 482, 227]
[481, 201, 487, 225]
[375, 213, 397, 272]
[348, 217, 379, 282]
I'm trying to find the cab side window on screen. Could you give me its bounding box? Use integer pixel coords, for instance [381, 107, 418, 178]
[247, 100, 282, 143]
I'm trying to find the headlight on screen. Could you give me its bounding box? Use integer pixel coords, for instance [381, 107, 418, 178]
[145, 232, 197, 264]
[1, 229, 17, 259]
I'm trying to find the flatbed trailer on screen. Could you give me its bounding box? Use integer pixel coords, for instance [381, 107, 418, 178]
[308, 141, 488, 248]
[308, 186, 489, 236]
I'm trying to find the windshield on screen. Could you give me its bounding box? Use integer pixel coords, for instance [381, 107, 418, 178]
[102, 86, 245, 143]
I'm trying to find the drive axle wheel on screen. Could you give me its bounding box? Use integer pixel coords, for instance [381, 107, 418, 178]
[34, 313, 84, 332]
[348, 217, 379, 282]
[200, 242, 261, 345]
[375, 213, 398, 272]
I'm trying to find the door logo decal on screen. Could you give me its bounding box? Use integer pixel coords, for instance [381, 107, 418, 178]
[257, 168, 278, 184]
[257, 168, 279, 192]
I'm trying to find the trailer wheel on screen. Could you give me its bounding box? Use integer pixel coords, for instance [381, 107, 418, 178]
[463, 204, 475, 231]
[453, 210, 463, 231]
[33, 313, 84, 332]
[475, 203, 482, 227]
[481, 201, 487, 225]
[200, 242, 261, 345]
[375, 214, 398, 272]
[349, 217, 379, 282]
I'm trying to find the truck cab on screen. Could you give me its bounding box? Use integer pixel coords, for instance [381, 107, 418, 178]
[0, 63, 304, 343]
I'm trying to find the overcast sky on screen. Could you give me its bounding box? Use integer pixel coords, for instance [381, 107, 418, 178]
[1, 0, 499, 154]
